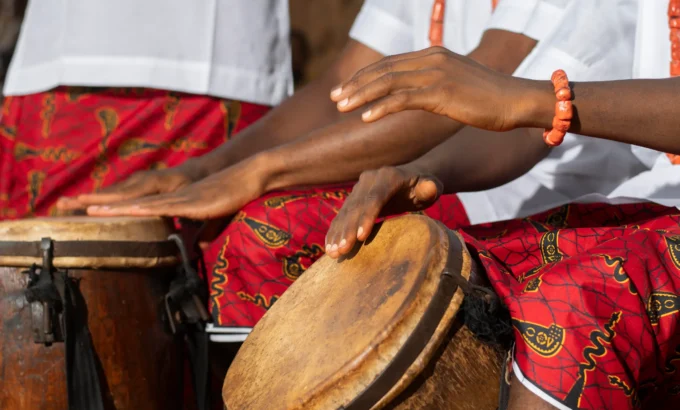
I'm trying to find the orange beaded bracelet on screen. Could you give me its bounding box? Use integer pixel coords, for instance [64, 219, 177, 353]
[542, 69, 573, 147]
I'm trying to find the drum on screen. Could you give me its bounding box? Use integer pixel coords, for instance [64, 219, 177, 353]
[0, 216, 183, 410]
[223, 215, 503, 410]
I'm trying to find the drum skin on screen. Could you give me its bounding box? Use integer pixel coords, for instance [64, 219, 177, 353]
[0, 217, 182, 410]
[223, 215, 503, 410]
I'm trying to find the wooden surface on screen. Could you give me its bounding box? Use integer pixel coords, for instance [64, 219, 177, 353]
[224, 215, 499, 410]
[0, 216, 178, 268]
[0, 266, 181, 410]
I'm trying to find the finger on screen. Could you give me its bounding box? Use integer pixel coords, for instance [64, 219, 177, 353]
[325, 207, 356, 259]
[331, 49, 441, 102]
[332, 205, 365, 257]
[360, 89, 439, 123]
[413, 178, 441, 206]
[336, 70, 435, 113]
[74, 183, 159, 206]
[352, 181, 395, 243]
[56, 197, 87, 211]
[86, 194, 188, 216]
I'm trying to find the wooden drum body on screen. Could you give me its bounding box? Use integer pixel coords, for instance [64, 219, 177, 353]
[224, 215, 503, 410]
[0, 217, 182, 410]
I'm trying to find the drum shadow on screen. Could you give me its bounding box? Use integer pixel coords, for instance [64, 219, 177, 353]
[338, 221, 385, 262]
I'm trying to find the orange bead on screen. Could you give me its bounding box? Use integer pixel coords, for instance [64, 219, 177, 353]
[553, 79, 569, 93]
[670, 0, 680, 17]
[670, 28, 680, 41]
[555, 101, 573, 120]
[551, 69, 567, 83]
[552, 117, 570, 132]
[672, 61, 680, 77]
[556, 87, 572, 101]
[543, 130, 565, 147]
[673, 50, 680, 62]
[671, 17, 680, 28]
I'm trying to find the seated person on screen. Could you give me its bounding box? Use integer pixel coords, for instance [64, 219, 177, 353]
[64, 0, 643, 340]
[0, 0, 289, 218]
[325, 1, 680, 409]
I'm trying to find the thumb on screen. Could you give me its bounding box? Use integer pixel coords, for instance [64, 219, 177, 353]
[413, 176, 442, 206]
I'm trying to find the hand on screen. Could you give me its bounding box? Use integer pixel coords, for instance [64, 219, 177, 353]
[85, 159, 265, 220]
[57, 160, 205, 211]
[330, 47, 534, 131]
[325, 166, 442, 259]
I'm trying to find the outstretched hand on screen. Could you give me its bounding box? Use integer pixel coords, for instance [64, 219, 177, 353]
[84, 160, 264, 220]
[330, 47, 534, 131]
[325, 166, 442, 259]
[56, 162, 203, 211]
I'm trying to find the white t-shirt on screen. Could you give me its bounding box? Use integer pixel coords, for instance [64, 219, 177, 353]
[3, 0, 294, 106]
[351, 0, 644, 224]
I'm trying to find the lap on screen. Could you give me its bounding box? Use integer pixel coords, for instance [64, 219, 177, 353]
[461, 202, 680, 409]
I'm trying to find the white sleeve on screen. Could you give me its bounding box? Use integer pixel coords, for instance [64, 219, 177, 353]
[487, 0, 570, 42]
[349, 0, 414, 56]
[510, 0, 638, 82]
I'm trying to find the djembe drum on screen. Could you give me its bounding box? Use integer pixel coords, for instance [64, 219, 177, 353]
[224, 215, 504, 410]
[0, 216, 186, 410]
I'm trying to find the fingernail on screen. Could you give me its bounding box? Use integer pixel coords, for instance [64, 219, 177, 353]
[362, 110, 372, 120]
[338, 98, 349, 108]
[331, 244, 338, 252]
[331, 87, 342, 98]
[339, 239, 347, 248]
[357, 227, 364, 238]
[325, 244, 331, 253]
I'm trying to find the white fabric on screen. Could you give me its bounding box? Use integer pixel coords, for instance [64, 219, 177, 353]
[349, 0, 565, 57]
[604, 0, 680, 209]
[3, 0, 294, 106]
[353, 0, 645, 225]
[460, 0, 643, 224]
[470, 0, 680, 217]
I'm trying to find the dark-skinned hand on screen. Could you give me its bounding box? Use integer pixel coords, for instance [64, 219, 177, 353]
[330, 46, 537, 131]
[84, 159, 265, 220]
[56, 160, 205, 211]
[324, 165, 442, 259]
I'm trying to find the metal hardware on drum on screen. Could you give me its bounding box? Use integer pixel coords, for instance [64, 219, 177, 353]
[0, 216, 185, 410]
[164, 234, 210, 335]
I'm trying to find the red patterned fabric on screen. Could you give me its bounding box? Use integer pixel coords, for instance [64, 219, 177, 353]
[458, 203, 680, 409]
[0, 87, 269, 218]
[203, 187, 470, 328]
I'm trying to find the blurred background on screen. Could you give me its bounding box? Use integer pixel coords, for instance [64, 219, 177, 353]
[0, 0, 365, 99]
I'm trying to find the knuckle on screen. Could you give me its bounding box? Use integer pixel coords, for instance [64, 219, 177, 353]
[392, 93, 410, 108]
[377, 60, 394, 75]
[430, 50, 449, 64]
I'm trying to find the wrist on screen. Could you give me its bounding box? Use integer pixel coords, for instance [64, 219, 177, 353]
[512, 79, 555, 129]
[250, 150, 284, 194]
[176, 158, 209, 182]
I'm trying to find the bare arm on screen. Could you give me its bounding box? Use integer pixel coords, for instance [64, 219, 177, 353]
[331, 47, 680, 155]
[255, 29, 539, 192]
[188, 40, 384, 178]
[407, 127, 548, 195]
[519, 78, 680, 155]
[85, 30, 539, 219]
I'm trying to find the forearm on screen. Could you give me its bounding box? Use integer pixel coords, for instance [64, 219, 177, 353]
[251, 30, 539, 192]
[403, 127, 549, 194]
[189, 41, 383, 177]
[519, 77, 680, 154]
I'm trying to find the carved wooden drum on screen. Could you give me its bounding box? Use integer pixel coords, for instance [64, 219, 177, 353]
[0, 216, 183, 410]
[224, 215, 503, 410]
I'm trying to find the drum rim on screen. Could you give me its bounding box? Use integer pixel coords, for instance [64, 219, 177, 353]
[223, 215, 473, 410]
[0, 239, 178, 259]
[343, 224, 467, 409]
